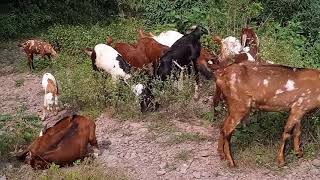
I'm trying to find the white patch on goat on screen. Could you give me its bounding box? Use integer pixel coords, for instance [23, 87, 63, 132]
[242, 47, 250, 53]
[45, 93, 54, 109]
[306, 89, 311, 94]
[275, 89, 284, 95]
[284, 80, 295, 91]
[42, 73, 56, 90]
[152, 30, 183, 47]
[301, 93, 305, 97]
[222, 36, 242, 55]
[132, 84, 144, 96]
[94, 44, 131, 81]
[246, 53, 255, 61]
[266, 60, 274, 64]
[208, 60, 213, 65]
[30, 40, 35, 48]
[263, 79, 269, 86]
[297, 97, 304, 106]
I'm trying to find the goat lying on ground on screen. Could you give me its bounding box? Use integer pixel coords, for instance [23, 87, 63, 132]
[157, 25, 208, 99]
[19, 39, 58, 71]
[209, 62, 320, 167]
[16, 114, 99, 169]
[41, 73, 59, 121]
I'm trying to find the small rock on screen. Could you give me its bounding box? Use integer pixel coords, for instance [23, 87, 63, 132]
[180, 164, 189, 174]
[159, 162, 167, 169]
[312, 159, 320, 167]
[6, 164, 12, 169]
[0, 175, 6, 180]
[156, 170, 166, 176]
[202, 172, 210, 178]
[200, 150, 211, 157]
[310, 168, 320, 176]
[193, 171, 201, 179]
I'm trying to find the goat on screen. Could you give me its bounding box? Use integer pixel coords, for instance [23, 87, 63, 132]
[157, 26, 208, 98]
[240, 26, 260, 59]
[19, 39, 58, 71]
[197, 48, 219, 80]
[83, 44, 132, 82]
[83, 45, 158, 113]
[209, 62, 320, 167]
[16, 115, 99, 169]
[149, 30, 183, 47]
[41, 73, 59, 121]
[107, 32, 169, 75]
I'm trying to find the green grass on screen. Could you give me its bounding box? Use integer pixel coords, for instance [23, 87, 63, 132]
[165, 132, 208, 145]
[175, 150, 193, 161]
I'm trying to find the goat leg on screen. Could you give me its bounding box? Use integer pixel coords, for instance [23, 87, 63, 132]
[293, 122, 303, 158]
[277, 109, 305, 167]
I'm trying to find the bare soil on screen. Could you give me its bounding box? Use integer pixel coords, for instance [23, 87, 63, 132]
[0, 45, 319, 179]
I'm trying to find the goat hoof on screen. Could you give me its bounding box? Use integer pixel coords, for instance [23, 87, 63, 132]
[296, 151, 304, 158]
[277, 160, 285, 167]
[228, 161, 236, 168]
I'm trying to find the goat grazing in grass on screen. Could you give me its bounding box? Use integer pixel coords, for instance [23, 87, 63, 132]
[107, 30, 169, 75]
[83, 44, 132, 82]
[83, 45, 159, 113]
[241, 26, 260, 60]
[208, 61, 320, 167]
[19, 39, 58, 71]
[41, 73, 59, 121]
[157, 25, 208, 98]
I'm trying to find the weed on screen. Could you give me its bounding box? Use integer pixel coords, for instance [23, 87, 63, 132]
[165, 132, 207, 145]
[175, 150, 193, 161]
[15, 79, 24, 87]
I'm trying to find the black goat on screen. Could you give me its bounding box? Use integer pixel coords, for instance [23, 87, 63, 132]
[157, 25, 208, 98]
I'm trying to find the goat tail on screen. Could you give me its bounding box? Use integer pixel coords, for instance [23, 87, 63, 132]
[106, 37, 113, 45]
[82, 48, 93, 56]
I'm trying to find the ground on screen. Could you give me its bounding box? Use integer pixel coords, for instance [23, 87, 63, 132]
[0, 43, 320, 179]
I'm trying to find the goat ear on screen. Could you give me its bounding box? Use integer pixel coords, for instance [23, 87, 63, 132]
[106, 37, 113, 45]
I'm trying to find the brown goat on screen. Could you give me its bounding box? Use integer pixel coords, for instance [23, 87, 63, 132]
[19, 39, 58, 71]
[16, 115, 99, 169]
[240, 26, 260, 59]
[107, 31, 169, 75]
[209, 62, 320, 167]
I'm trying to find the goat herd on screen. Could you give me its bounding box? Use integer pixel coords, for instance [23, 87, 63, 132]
[16, 25, 320, 169]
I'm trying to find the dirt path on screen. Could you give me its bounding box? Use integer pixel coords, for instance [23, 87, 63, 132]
[0, 47, 319, 179]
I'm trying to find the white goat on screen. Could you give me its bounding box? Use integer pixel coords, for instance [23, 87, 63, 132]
[150, 30, 183, 47]
[84, 44, 132, 83]
[41, 73, 59, 120]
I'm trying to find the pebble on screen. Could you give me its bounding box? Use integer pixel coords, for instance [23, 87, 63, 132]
[180, 164, 189, 174]
[193, 171, 201, 179]
[312, 159, 320, 167]
[200, 150, 211, 157]
[0, 175, 6, 180]
[159, 162, 167, 169]
[157, 170, 166, 176]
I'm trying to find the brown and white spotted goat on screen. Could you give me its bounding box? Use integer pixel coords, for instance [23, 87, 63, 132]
[41, 73, 59, 120]
[210, 62, 320, 167]
[19, 39, 58, 70]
